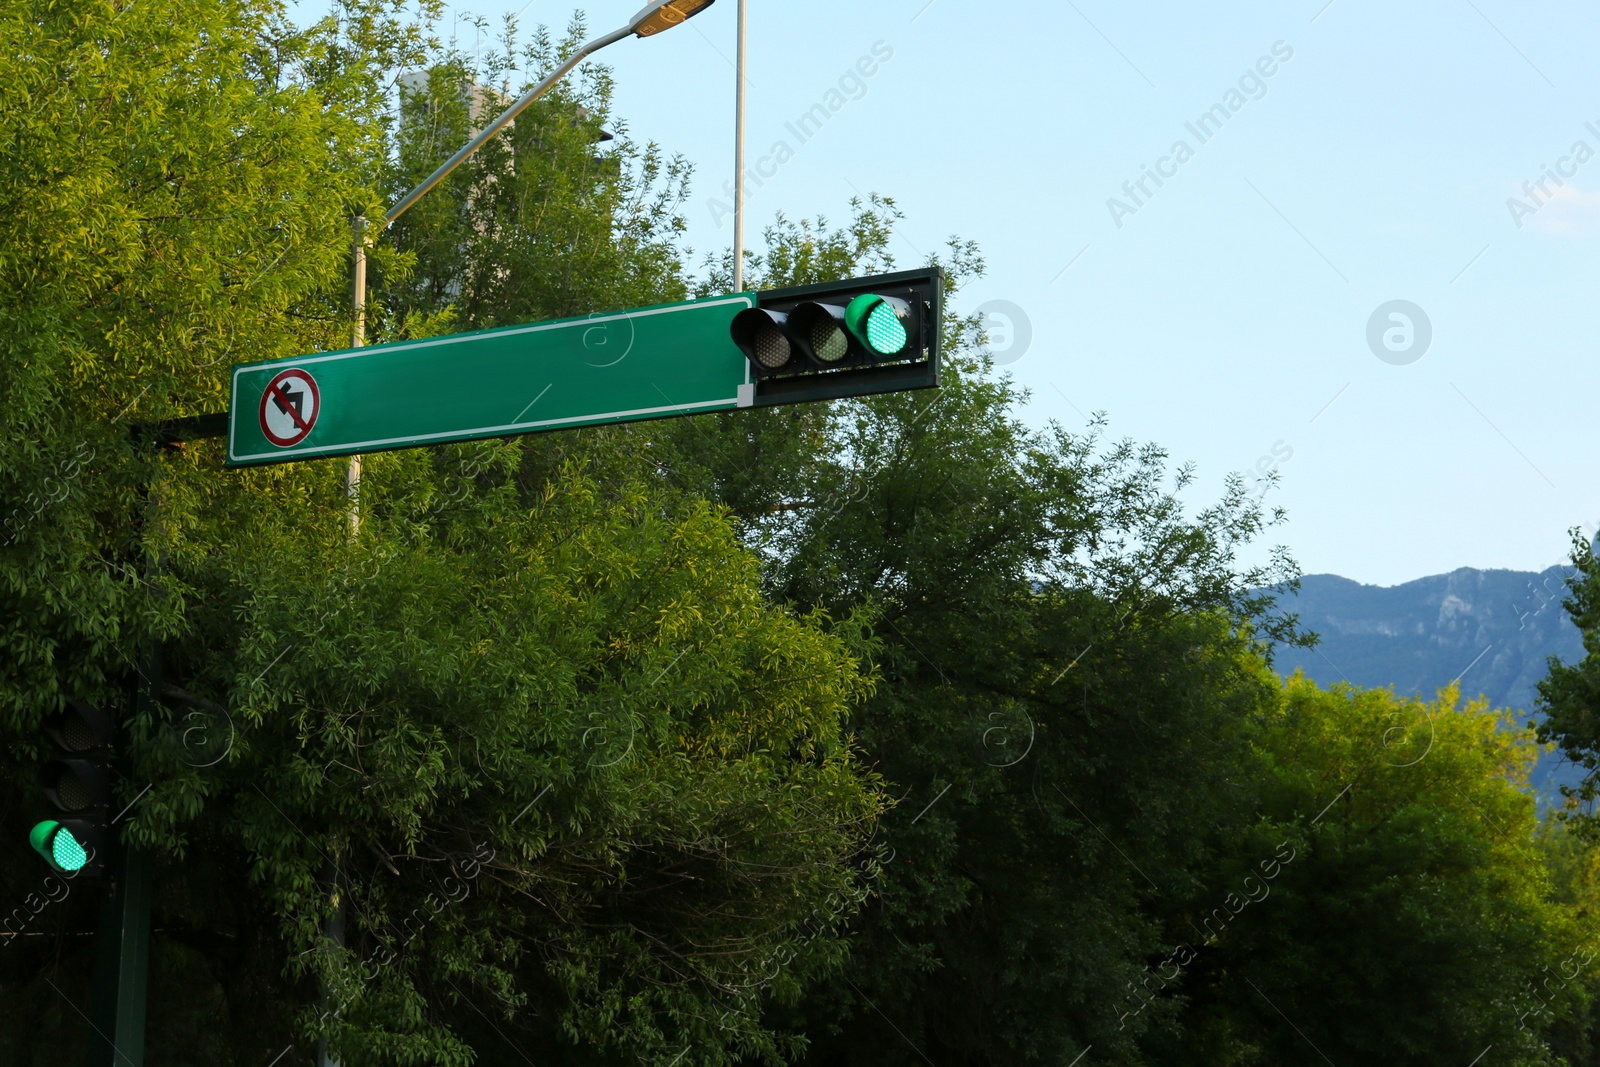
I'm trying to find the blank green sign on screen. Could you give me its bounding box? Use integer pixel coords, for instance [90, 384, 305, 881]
[228, 294, 755, 468]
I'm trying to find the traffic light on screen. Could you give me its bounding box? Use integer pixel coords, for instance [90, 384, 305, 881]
[30, 700, 115, 876]
[731, 267, 943, 406]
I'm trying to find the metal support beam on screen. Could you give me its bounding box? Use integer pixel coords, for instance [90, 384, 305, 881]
[85, 639, 159, 1067]
[348, 217, 367, 538]
[733, 0, 747, 292]
[85, 843, 152, 1067]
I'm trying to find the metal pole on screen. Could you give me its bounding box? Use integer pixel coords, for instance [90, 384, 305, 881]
[323, 22, 641, 1050]
[383, 24, 633, 231]
[86, 842, 152, 1067]
[351, 217, 367, 354]
[344, 20, 636, 538]
[347, 218, 366, 539]
[321, 221, 365, 1067]
[86, 639, 159, 1067]
[732, 0, 747, 292]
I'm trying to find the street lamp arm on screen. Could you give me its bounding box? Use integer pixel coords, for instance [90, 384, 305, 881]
[343, 0, 714, 553]
[382, 23, 634, 230]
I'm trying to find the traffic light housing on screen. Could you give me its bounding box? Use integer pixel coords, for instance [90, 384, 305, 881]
[731, 267, 942, 406]
[30, 701, 114, 876]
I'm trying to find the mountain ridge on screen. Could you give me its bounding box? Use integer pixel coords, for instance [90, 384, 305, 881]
[1269, 564, 1585, 795]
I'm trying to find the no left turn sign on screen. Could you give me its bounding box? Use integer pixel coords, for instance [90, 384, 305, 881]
[258, 369, 320, 447]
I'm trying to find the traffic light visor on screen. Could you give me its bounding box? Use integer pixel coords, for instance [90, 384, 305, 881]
[845, 294, 911, 356]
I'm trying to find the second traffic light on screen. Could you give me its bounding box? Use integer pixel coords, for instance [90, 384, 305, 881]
[731, 267, 942, 406]
[30, 700, 115, 877]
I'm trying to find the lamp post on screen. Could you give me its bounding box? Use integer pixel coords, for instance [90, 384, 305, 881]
[343, 0, 717, 535]
[321, 7, 715, 1064]
[732, 0, 746, 293]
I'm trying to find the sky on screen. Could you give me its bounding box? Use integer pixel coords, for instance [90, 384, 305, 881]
[291, 0, 1600, 587]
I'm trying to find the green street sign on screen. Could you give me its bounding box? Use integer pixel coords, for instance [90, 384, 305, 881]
[228, 294, 757, 467]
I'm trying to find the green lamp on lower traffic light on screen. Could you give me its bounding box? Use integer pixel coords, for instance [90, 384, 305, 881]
[30, 819, 98, 874]
[29, 700, 114, 877]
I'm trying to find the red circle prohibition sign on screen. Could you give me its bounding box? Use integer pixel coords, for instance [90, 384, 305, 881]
[258, 369, 321, 447]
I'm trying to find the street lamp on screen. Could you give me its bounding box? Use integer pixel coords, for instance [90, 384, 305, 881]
[634, 0, 716, 36]
[323, 7, 713, 1064]
[344, 0, 717, 531]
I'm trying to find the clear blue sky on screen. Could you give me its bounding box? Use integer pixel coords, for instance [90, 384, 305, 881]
[294, 0, 1600, 587]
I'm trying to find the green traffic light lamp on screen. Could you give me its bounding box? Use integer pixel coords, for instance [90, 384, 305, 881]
[30, 819, 99, 874]
[32, 700, 114, 878]
[845, 293, 912, 357]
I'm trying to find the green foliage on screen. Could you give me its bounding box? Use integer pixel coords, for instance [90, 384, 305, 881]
[1535, 817, 1600, 1063]
[1539, 529, 1600, 820]
[4, 2, 1596, 1065]
[617, 198, 1300, 1067]
[0, 0, 402, 1058]
[0, 2, 886, 1064]
[379, 14, 694, 333]
[1532, 529, 1600, 1064]
[656, 198, 1586, 1067]
[1158, 678, 1581, 1066]
[161, 448, 885, 1065]
[0, 0, 380, 733]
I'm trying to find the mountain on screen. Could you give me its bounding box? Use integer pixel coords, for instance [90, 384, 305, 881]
[1270, 566, 1587, 797]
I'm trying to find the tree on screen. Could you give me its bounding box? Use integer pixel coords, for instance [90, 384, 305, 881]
[0, 3, 889, 1064]
[1158, 678, 1586, 1066]
[378, 79, 1315, 1057]
[1538, 529, 1600, 822]
[0, 0, 388, 1057]
[1535, 815, 1600, 1064]
[333, 38, 1600, 1063]
[629, 200, 1303, 1067]
[378, 14, 695, 334]
[643, 199, 1590, 1067]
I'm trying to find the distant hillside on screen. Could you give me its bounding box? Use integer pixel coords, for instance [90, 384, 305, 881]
[1270, 566, 1586, 797]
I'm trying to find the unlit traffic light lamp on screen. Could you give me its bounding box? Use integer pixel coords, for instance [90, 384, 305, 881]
[45, 699, 115, 753]
[736, 308, 795, 371]
[41, 755, 109, 811]
[30, 701, 114, 876]
[791, 301, 851, 364]
[730, 268, 943, 406]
